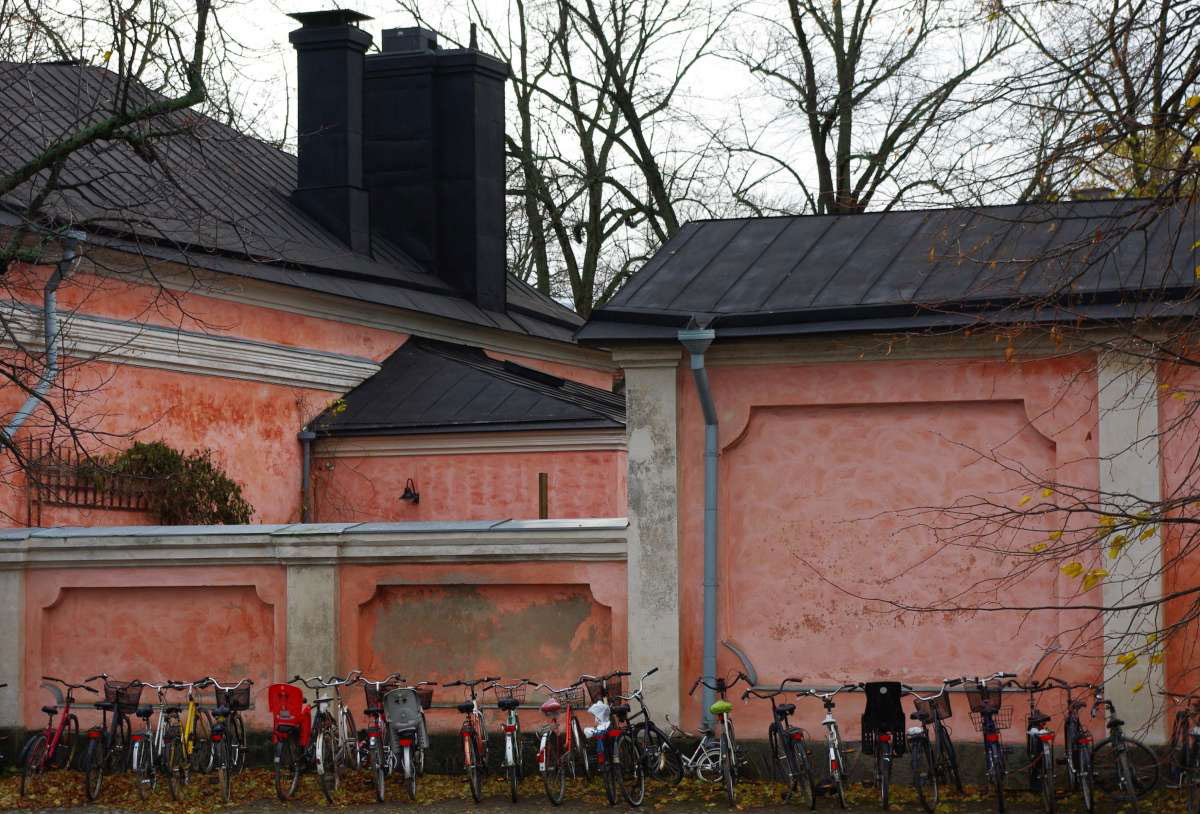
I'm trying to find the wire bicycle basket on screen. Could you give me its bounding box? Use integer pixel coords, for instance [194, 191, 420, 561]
[585, 676, 622, 704]
[104, 679, 145, 713]
[490, 684, 528, 705]
[915, 693, 953, 721]
[556, 686, 587, 707]
[967, 682, 1013, 730]
[364, 681, 401, 708]
[216, 684, 251, 711]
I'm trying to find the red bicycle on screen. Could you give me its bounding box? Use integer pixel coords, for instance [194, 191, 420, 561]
[20, 677, 97, 796]
[268, 680, 311, 800]
[535, 679, 591, 805]
[446, 676, 499, 803]
[358, 672, 403, 803]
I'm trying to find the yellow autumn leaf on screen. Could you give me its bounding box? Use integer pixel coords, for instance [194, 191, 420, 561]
[1061, 561, 1084, 577]
[1146, 632, 1159, 645]
[1174, 391, 1189, 401]
[1151, 652, 1165, 665]
[1193, 239, 1200, 251]
[1139, 526, 1156, 541]
[1190, 95, 1200, 109]
[1132, 681, 1144, 694]
[1161, 382, 1173, 390]
[1117, 651, 1139, 669]
[1108, 535, 1127, 559]
[1049, 530, 1064, 540]
[1042, 487, 1053, 497]
[1082, 568, 1108, 590]
[1099, 514, 1116, 527]
[102, 49, 112, 62]
[1019, 495, 1031, 506]
[1031, 542, 1048, 553]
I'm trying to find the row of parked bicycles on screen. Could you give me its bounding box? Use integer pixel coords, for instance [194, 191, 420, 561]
[12, 669, 1200, 813]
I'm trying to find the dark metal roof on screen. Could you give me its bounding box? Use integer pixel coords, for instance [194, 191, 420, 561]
[0, 61, 582, 340]
[311, 338, 625, 436]
[577, 199, 1199, 342]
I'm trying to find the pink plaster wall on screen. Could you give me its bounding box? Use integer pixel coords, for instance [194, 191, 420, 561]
[23, 566, 286, 730]
[677, 355, 1103, 735]
[339, 561, 627, 732]
[312, 449, 627, 522]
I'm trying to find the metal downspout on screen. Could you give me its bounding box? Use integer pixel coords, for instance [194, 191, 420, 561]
[298, 429, 316, 522]
[3, 230, 86, 442]
[678, 327, 717, 726]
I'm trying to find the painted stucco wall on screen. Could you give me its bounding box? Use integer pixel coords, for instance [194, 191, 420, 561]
[312, 449, 627, 522]
[675, 354, 1106, 736]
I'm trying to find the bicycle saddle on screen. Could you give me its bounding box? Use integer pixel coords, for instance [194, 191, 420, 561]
[135, 706, 153, 718]
[457, 701, 474, 714]
[95, 701, 114, 711]
[41, 705, 58, 716]
[910, 710, 932, 722]
[541, 698, 562, 715]
[214, 706, 231, 717]
[610, 704, 631, 717]
[709, 700, 733, 715]
[777, 703, 795, 716]
[497, 698, 520, 711]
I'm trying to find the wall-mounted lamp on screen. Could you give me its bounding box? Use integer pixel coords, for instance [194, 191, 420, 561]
[400, 478, 420, 504]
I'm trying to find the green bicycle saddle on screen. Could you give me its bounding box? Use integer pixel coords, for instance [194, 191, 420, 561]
[709, 699, 733, 715]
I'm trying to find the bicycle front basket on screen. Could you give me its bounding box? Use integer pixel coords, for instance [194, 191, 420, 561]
[415, 689, 434, 710]
[105, 680, 145, 712]
[364, 681, 400, 708]
[585, 676, 622, 704]
[216, 683, 251, 711]
[915, 693, 953, 721]
[966, 681, 1004, 714]
[491, 684, 528, 705]
[969, 706, 1014, 732]
[557, 686, 587, 707]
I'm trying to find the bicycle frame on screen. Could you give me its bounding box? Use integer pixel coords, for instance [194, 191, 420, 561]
[35, 678, 87, 770]
[799, 683, 858, 803]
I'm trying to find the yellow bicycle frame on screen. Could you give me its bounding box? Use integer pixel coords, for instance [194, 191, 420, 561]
[180, 684, 205, 756]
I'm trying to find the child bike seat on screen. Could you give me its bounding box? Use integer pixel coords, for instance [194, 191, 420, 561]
[709, 700, 733, 715]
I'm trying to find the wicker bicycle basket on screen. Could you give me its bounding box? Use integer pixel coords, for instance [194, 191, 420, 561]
[415, 688, 434, 710]
[490, 684, 528, 705]
[556, 686, 587, 707]
[105, 680, 145, 712]
[914, 693, 953, 721]
[585, 676, 623, 704]
[364, 681, 401, 708]
[216, 684, 251, 711]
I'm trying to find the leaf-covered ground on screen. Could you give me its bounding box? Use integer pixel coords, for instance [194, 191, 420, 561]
[0, 769, 1189, 813]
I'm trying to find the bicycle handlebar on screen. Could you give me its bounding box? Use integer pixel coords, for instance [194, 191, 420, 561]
[445, 676, 501, 688]
[798, 684, 860, 701]
[356, 673, 405, 687]
[197, 676, 253, 691]
[689, 671, 749, 696]
[42, 676, 99, 693]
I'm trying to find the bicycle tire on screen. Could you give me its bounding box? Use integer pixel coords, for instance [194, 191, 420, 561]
[190, 708, 213, 774]
[696, 744, 722, 782]
[544, 730, 566, 805]
[987, 741, 1006, 814]
[83, 736, 104, 801]
[20, 733, 47, 798]
[1040, 742, 1055, 813]
[509, 736, 520, 803]
[230, 713, 247, 774]
[50, 715, 79, 770]
[371, 741, 386, 803]
[634, 721, 682, 784]
[106, 716, 131, 773]
[165, 735, 184, 801]
[571, 716, 592, 781]
[1094, 736, 1159, 798]
[317, 731, 336, 804]
[789, 736, 816, 809]
[618, 732, 646, 806]
[1188, 742, 1200, 814]
[216, 740, 232, 804]
[877, 739, 891, 810]
[274, 736, 301, 801]
[938, 726, 963, 794]
[768, 725, 793, 797]
[133, 735, 153, 801]
[602, 738, 618, 804]
[340, 707, 359, 769]
[1171, 713, 1191, 787]
[913, 736, 939, 813]
[406, 745, 417, 801]
[464, 732, 483, 803]
[830, 740, 848, 809]
[1077, 740, 1093, 813]
[721, 731, 736, 806]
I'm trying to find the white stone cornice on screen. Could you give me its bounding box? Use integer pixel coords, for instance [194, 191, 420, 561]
[2, 303, 380, 392]
[0, 519, 629, 569]
[610, 345, 682, 369]
[312, 429, 627, 458]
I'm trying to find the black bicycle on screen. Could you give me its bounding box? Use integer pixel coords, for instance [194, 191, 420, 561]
[1165, 691, 1200, 814]
[623, 667, 685, 785]
[1014, 679, 1058, 814]
[959, 672, 1016, 813]
[1089, 686, 1159, 813]
[82, 674, 145, 801]
[1042, 678, 1095, 813]
[744, 678, 815, 808]
[861, 681, 906, 811]
[902, 680, 962, 812]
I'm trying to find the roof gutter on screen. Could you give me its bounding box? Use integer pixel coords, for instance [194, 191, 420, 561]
[678, 326, 718, 726]
[3, 229, 86, 444]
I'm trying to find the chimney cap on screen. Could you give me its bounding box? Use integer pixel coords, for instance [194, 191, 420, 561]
[381, 26, 438, 52]
[288, 9, 372, 28]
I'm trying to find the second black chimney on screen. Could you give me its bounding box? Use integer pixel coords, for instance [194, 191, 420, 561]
[288, 10, 372, 254]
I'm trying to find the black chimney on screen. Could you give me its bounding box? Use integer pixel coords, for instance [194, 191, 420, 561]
[288, 10, 372, 254]
[364, 29, 508, 312]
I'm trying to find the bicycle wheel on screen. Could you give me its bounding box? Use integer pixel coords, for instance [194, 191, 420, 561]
[216, 740, 232, 803]
[340, 707, 359, 769]
[768, 725, 794, 797]
[133, 734, 154, 801]
[634, 722, 682, 784]
[877, 740, 891, 810]
[165, 735, 184, 801]
[20, 733, 47, 797]
[317, 731, 337, 804]
[544, 730, 566, 805]
[618, 733, 646, 806]
[987, 741, 1006, 814]
[83, 736, 104, 801]
[229, 713, 247, 774]
[572, 716, 593, 781]
[405, 745, 417, 801]
[1118, 748, 1140, 813]
[1094, 737, 1159, 797]
[371, 741, 386, 803]
[465, 733, 483, 803]
[50, 715, 79, 770]
[1170, 714, 1191, 787]
[509, 751, 520, 803]
[696, 744, 722, 782]
[721, 730, 736, 806]
[1077, 740, 1093, 814]
[913, 737, 939, 813]
[1188, 743, 1200, 814]
[106, 716, 131, 773]
[1040, 742, 1055, 813]
[274, 736, 301, 801]
[789, 736, 816, 809]
[831, 740, 848, 809]
[938, 726, 963, 794]
[190, 709, 213, 774]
